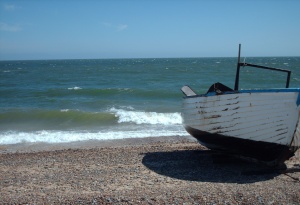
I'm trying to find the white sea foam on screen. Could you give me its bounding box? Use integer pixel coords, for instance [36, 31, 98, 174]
[0, 128, 188, 145]
[0, 108, 187, 145]
[68, 86, 82, 90]
[110, 108, 182, 125]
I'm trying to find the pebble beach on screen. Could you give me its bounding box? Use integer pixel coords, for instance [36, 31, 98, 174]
[0, 136, 299, 204]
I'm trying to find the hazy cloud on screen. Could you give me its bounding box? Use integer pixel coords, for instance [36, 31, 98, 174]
[0, 22, 22, 32]
[117, 24, 128, 31]
[4, 4, 15, 11]
[102, 22, 128, 31]
[101, 22, 112, 28]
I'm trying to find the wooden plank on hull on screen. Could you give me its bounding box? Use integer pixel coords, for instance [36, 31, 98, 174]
[182, 103, 293, 125]
[183, 106, 291, 127]
[183, 91, 298, 105]
[183, 95, 296, 112]
[187, 113, 292, 144]
[192, 118, 289, 139]
[183, 94, 296, 110]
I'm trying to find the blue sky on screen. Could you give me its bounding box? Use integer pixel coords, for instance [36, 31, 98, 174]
[0, 0, 299, 60]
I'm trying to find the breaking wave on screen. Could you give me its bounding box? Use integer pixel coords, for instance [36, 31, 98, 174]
[110, 107, 182, 125]
[0, 107, 186, 145]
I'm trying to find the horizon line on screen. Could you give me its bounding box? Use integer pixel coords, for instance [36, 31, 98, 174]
[1, 55, 300, 62]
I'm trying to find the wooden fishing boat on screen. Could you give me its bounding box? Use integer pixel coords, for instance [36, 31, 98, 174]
[181, 45, 300, 166]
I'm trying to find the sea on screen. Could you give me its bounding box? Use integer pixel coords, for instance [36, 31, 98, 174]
[1, 57, 300, 145]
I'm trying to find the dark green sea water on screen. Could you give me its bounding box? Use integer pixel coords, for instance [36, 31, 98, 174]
[1, 57, 299, 144]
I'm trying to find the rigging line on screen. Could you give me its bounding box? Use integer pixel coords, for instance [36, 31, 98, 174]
[283, 172, 300, 182]
[280, 167, 300, 182]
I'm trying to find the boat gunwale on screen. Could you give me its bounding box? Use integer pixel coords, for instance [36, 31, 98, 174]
[183, 88, 300, 99]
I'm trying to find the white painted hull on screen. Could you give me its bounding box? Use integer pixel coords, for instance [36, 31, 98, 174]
[182, 89, 300, 163]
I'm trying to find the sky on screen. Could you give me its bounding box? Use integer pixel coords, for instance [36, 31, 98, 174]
[0, 0, 300, 60]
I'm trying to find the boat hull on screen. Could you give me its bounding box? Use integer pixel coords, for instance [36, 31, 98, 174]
[182, 89, 300, 164]
[185, 125, 293, 163]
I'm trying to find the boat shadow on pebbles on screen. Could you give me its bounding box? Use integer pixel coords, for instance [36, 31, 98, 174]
[142, 149, 281, 184]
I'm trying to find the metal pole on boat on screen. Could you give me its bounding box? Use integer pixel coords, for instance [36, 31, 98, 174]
[286, 72, 291, 88]
[234, 44, 241, 91]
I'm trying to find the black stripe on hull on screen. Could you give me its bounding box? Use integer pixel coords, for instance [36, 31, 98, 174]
[185, 126, 294, 164]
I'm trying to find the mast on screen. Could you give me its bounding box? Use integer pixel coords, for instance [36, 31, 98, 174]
[234, 44, 241, 91]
